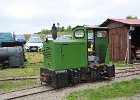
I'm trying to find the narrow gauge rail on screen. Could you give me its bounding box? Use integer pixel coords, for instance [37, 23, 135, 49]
[1, 67, 139, 81]
[0, 85, 55, 100]
[0, 85, 43, 95]
[115, 69, 140, 74]
[115, 72, 140, 78]
[0, 68, 140, 100]
[115, 67, 140, 70]
[0, 75, 39, 82]
[115, 70, 140, 78]
[115, 67, 140, 78]
[0, 67, 139, 82]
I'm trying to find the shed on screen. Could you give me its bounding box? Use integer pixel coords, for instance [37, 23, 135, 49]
[100, 18, 140, 63]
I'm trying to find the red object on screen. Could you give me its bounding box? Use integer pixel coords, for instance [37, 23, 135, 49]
[110, 18, 140, 25]
[43, 76, 47, 81]
[100, 18, 140, 27]
[41, 73, 48, 82]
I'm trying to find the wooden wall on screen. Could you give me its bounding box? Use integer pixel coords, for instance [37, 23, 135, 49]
[107, 21, 129, 61]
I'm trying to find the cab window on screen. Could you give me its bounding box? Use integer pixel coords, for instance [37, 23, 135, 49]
[96, 31, 107, 37]
[74, 30, 85, 38]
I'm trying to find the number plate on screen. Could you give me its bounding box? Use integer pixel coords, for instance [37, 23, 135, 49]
[32, 47, 37, 50]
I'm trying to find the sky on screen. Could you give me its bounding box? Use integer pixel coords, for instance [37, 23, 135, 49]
[0, 0, 139, 34]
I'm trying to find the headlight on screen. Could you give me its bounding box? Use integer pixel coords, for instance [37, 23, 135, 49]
[38, 46, 43, 49]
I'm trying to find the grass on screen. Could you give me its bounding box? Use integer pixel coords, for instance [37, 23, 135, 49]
[67, 78, 140, 100]
[0, 67, 40, 78]
[0, 79, 40, 93]
[113, 61, 129, 67]
[0, 52, 43, 92]
[0, 52, 43, 78]
[25, 52, 43, 65]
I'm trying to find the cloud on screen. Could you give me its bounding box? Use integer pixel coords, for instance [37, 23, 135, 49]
[0, 0, 140, 34]
[5, 3, 37, 19]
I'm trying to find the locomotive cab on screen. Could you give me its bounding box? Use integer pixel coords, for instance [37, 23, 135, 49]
[73, 26, 110, 64]
[40, 26, 115, 88]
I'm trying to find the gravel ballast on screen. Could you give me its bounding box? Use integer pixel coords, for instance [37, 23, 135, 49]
[14, 75, 140, 100]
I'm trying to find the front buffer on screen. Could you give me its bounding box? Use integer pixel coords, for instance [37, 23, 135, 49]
[40, 64, 115, 89]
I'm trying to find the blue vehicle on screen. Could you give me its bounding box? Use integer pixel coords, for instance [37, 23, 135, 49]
[0, 32, 14, 46]
[15, 34, 26, 43]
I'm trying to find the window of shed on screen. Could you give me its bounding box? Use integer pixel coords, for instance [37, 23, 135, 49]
[96, 31, 107, 37]
[74, 30, 85, 38]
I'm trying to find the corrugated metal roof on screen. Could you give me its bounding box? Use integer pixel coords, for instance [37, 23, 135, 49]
[100, 18, 140, 26]
[110, 18, 140, 25]
[72, 25, 109, 30]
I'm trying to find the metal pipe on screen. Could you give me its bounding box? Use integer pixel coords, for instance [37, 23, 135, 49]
[0, 46, 24, 67]
[0, 47, 9, 60]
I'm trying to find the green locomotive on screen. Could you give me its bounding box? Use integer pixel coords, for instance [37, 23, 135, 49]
[40, 26, 115, 88]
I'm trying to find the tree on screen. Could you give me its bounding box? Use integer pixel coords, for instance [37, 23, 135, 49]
[34, 25, 73, 35]
[126, 16, 138, 19]
[41, 29, 46, 34]
[65, 25, 72, 33]
[46, 29, 51, 34]
[40, 29, 51, 34]
[59, 26, 65, 32]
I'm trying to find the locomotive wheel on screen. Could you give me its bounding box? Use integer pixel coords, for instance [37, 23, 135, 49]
[90, 70, 97, 82]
